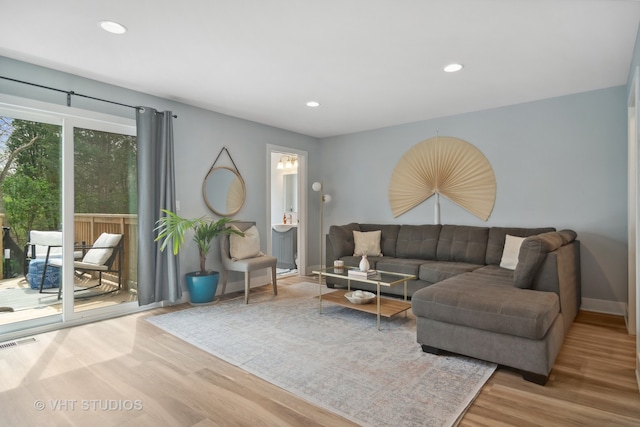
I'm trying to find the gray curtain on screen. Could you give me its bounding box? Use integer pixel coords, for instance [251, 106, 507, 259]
[136, 107, 181, 305]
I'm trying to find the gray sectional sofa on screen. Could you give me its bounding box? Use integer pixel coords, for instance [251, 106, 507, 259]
[326, 223, 581, 385]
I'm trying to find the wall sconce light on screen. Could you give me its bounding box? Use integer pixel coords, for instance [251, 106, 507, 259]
[277, 158, 284, 169]
[312, 181, 331, 269]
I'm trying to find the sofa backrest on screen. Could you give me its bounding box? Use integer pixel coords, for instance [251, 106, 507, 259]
[396, 224, 442, 259]
[485, 226, 556, 265]
[328, 223, 361, 259]
[514, 229, 578, 289]
[436, 225, 489, 264]
[359, 224, 401, 257]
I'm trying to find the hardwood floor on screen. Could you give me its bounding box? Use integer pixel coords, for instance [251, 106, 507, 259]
[0, 275, 639, 426]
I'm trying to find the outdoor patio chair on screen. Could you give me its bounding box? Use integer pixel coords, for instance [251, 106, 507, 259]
[219, 221, 277, 304]
[23, 230, 84, 288]
[24, 230, 64, 277]
[40, 232, 124, 299]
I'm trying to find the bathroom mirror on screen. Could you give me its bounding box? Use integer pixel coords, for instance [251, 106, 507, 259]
[283, 173, 297, 213]
[203, 166, 246, 216]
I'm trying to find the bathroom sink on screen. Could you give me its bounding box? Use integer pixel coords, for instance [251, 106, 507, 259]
[273, 224, 297, 232]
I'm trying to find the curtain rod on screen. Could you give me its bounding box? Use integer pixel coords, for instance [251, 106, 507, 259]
[0, 75, 177, 118]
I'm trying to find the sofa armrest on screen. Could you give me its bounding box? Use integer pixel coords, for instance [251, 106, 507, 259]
[326, 234, 335, 269]
[531, 240, 581, 333]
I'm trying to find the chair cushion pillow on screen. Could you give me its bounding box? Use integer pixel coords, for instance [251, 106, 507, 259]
[230, 225, 263, 260]
[82, 233, 122, 265]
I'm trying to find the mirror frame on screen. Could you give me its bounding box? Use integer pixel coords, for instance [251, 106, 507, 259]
[202, 166, 246, 217]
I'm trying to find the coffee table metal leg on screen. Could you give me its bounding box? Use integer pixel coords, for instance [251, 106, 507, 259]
[377, 281, 381, 331]
[404, 282, 408, 318]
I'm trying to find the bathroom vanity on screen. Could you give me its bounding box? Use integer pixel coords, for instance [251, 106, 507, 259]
[272, 224, 297, 270]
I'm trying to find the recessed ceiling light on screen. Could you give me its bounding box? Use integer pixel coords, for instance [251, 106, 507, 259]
[443, 63, 463, 73]
[99, 21, 127, 34]
[306, 101, 320, 107]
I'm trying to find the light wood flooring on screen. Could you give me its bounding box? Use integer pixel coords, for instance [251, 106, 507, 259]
[0, 275, 638, 426]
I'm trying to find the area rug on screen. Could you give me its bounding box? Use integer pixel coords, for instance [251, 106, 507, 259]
[147, 283, 496, 427]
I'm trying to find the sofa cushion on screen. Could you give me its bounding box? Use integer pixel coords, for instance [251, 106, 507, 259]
[418, 261, 483, 283]
[328, 223, 361, 259]
[485, 226, 556, 265]
[359, 224, 401, 257]
[411, 273, 560, 340]
[514, 230, 577, 289]
[395, 224, 442, 260]
[436, 225, 489, 264]
[376, 258, 426, 277]
[353, 230, 383, 256]
[471, 265, 515, 280]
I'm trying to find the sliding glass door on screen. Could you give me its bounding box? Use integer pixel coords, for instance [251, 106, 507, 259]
[0, 96, 139, 337]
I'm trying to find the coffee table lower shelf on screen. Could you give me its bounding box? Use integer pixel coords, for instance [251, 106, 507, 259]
[321, 289, 411, 318]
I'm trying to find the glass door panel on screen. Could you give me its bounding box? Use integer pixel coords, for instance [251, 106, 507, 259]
[0, 114, 64, 330]
[72, 127, 138, 312]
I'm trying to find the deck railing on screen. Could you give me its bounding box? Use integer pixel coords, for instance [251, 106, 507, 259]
[74, 214, 138, 291]
[0, 214, 137, 288]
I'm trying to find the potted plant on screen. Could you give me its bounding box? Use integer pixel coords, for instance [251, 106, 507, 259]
[155, 209, 244, 305]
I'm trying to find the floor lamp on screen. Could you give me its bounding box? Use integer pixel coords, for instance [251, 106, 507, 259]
[312, 182, 331, 270]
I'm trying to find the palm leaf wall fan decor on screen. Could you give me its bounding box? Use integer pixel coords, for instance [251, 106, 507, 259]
[388, 136, 496, 222]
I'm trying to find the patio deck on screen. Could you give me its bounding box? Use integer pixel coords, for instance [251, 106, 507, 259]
[0, 274, 137, 326]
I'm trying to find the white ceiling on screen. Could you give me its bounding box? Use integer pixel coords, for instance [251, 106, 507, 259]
[1, 1, 639, 138]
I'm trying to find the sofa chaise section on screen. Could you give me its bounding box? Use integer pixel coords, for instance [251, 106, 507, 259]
[412, 230, 580, 385]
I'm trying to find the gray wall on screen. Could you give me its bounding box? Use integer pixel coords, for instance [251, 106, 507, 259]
[319, 87, 628, 307]
[0, 56, 320, 286]
[0, 55, 631, 309]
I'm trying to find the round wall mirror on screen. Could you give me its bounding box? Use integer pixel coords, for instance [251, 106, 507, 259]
[202, 166, 246, 216]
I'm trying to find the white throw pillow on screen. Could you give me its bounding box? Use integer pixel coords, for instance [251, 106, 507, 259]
[500, 234, 525, 270]
[230, 225, 263, 260]
[353, 230, 383, 257]
[83, 233, 122, 265]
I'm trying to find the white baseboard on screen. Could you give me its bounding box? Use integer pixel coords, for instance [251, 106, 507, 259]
[581, 297, 626, 316]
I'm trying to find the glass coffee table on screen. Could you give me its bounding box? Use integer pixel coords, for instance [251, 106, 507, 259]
[312, 266, 416, 330]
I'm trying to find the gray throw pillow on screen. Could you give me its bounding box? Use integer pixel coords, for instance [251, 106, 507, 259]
[513, 230, 577, 289]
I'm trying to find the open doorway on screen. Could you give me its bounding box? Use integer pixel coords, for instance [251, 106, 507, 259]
[266, 146, 307, 279]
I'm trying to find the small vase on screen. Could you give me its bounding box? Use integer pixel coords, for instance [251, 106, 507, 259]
[359, 255, 370, 272]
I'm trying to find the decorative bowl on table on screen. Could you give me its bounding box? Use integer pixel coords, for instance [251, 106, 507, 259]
[345, 290, 375, 304]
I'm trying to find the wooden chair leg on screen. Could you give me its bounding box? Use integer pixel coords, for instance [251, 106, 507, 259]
[245, 271, 250, 304]
[220, 268, 228, 296]
[271, 266, 277, 296]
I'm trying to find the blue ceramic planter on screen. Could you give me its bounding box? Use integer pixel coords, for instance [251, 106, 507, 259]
[185, 271, 219, 304]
